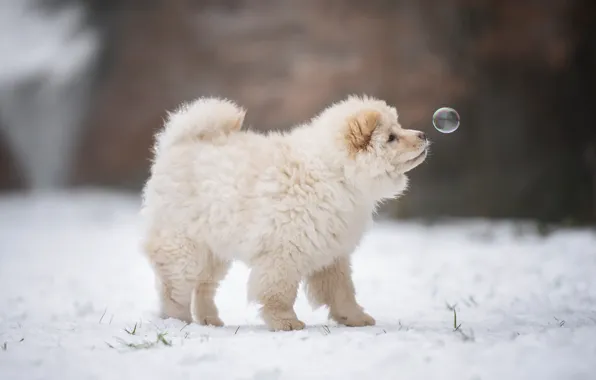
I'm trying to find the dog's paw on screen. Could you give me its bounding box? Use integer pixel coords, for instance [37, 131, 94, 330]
[332, 311, 376, 327]
[159, 306, 193, 324]
[267, 318, 306, 332]
[197, 315, 224, 327]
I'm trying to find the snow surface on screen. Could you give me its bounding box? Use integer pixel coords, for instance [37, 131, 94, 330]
[1, 191, 596, 380]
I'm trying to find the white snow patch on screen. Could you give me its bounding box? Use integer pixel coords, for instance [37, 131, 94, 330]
[0, 191, 595, 380]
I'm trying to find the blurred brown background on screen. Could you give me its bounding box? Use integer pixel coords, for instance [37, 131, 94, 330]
[1, 0, 595, 223]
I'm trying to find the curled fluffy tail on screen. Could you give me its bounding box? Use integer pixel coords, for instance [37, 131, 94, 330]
[156, 97, 246, 149]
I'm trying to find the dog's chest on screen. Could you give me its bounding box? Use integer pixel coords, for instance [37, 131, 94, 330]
[287, 202, 373, 265]
[329, 206, 372, 253]
[273, 172, 373, 257]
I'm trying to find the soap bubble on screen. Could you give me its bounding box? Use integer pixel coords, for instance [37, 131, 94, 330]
[432, 107, 460, 133]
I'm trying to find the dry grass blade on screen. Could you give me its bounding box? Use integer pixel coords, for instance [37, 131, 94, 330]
[124, 323, 138, 335]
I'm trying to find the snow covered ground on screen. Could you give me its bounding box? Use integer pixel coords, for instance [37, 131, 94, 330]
[1, 190, 595, 380]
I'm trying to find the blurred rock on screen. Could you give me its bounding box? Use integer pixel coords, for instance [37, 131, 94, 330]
[0, 131, 24, 190]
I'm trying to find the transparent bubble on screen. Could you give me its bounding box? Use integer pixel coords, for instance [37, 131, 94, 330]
[432, 107, 460, 133]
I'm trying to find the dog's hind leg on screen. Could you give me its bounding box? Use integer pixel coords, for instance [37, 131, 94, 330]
[145, 235, 200, 323]
[155, 275, 194, 323]
[193, 251, 231, 327]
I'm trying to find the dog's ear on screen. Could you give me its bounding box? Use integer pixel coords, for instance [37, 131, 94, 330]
[345, 110, 380, 155]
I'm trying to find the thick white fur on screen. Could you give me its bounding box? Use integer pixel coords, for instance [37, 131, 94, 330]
[141, 95, 428, 331]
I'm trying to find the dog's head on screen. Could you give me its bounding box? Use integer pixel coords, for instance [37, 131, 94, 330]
[331, 96, 430, 199]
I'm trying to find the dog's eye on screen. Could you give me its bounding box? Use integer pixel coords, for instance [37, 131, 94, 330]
[387, 133, 398, 143]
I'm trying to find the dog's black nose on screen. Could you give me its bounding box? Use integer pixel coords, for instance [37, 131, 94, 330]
[418, 132, 427, 141]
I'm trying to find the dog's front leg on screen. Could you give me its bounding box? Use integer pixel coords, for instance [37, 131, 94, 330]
[248, 258, 305, 331]
[305, 256, 375, 327]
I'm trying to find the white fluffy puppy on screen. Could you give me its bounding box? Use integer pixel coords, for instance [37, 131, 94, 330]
[141, 95, 429, 331]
